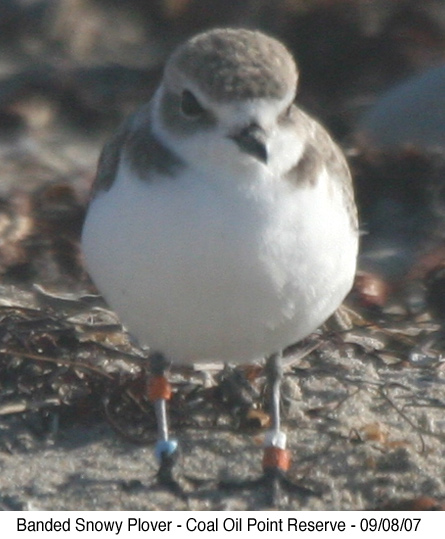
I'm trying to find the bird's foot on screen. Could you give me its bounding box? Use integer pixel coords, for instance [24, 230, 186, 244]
[219, 460, 316, 506]
[219, 433, 318, 506]
[154, 440, 184, 495]
[154, 440, 212, 498]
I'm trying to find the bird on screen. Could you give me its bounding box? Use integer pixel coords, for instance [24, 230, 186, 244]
[81, 27, 358, 500]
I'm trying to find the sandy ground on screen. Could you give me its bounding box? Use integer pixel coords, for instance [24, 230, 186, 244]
[2, 315, 445, 511]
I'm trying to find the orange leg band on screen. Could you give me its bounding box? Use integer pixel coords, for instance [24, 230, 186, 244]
[147, 376, 172, 402]
[262, 446, 291, 472]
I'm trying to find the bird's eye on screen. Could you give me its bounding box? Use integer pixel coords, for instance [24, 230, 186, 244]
[180, 90, 205, 117]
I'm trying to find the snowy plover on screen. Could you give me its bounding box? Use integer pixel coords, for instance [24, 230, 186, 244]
[82, 28, 358, 495]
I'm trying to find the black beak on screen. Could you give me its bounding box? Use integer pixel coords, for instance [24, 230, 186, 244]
[229, 123, 268, 164]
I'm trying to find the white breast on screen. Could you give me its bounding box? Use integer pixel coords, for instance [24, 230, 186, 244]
[82, 161, 357, 363]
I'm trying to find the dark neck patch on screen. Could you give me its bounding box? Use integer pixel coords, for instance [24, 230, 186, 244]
[125, 114, 184, 180]
[285, 109, 358, 232]
[90, 104, 184, 199]
[288, 143, 323, 187]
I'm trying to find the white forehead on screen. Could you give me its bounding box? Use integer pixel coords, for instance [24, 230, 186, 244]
[167, 75, 294, 129]
[214, 96, 290, 129]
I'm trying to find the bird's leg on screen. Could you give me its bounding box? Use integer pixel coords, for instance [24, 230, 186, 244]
[260, 352, 293, 505]
[147, 352, 180, 491]
[219, 353, 316, 505]
[262, 353, 317, 502]
[147, 353, 219, 496]
[262, 353, 291, 476]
